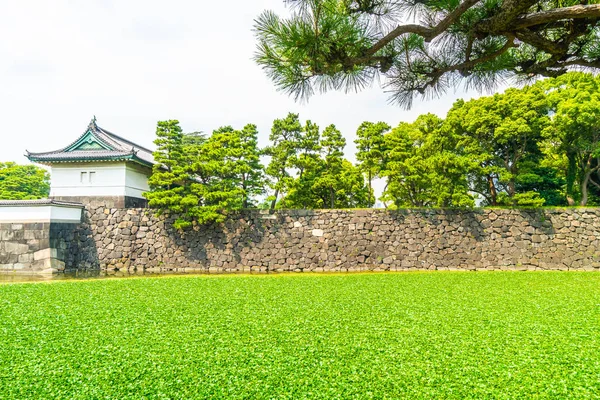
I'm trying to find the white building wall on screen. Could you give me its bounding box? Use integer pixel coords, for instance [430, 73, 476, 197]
[0, 205, 82, 223]
[49, 162, 151, 199]
[125, 163, 151, 199]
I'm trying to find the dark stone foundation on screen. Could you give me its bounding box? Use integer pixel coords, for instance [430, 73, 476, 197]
[0, 222, 84, 274]
[51, 196, 148, 209]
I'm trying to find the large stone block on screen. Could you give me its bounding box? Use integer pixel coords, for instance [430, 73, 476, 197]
[33, 248, 58, 261]
[13, 263, 32, 271]
[32, 258, 65, 272]
[0, 230, 14, 241]
[18, 253, 34, 263]
[4, 242, 30, 255]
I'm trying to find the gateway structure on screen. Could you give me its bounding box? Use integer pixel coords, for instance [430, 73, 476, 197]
[26, 118, 155, 208]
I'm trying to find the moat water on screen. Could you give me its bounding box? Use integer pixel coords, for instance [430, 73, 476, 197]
[0, 270, 217, 283]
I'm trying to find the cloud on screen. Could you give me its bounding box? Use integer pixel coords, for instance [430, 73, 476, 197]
[4, 60, 55, 77]
[0, 0, 487, 176]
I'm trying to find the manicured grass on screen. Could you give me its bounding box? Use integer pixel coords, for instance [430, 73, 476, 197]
[1, 273, 599, 399]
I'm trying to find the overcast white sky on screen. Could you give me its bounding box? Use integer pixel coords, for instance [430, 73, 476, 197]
[1, 0, 490, 166]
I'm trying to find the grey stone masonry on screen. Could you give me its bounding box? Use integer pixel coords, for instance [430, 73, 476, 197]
[77, 205, 600, 273]
[0, 222, 79, 274]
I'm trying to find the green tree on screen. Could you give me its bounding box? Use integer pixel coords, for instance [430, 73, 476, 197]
[355, 121, 390, 206]
[0, 162, 49, 200]
[516, 164, 566, 207]
[202, 125, 265, 209]
[306, 159, 371, 209]
[264, 113, 303, 209]
[286, 120, 323, 208]
[238, 124, 266, 208]
[445, 86, 550, 206]
[382, 114, 474, 208]
[144, 120, 191, 228]
[255, 1, 600, 108]
[333, 160, 372, 208]
[313, 124, 346, 208]
[145, 121, 231, 229]
[541, 72, 600, 206]
[272, 120, 372, 209]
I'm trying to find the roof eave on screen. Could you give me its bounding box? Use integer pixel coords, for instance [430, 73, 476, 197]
[27, 154, 154, 168]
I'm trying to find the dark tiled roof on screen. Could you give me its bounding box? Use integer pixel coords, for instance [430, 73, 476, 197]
[26, 119, 155, 167]
[0, 199, 84, 207]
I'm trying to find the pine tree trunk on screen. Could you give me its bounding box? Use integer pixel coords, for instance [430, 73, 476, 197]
[368, 170, 373, 207]
[580, 171, 591, 206]
[242, 176, 248, 209]
[270, 188, 279, 210]
[508, 165, 516, 199]
[330, 186, 335, 209]
[508, 180, 516, 206]
[566, 152, 577, 205]
[487, 175, 497, 206]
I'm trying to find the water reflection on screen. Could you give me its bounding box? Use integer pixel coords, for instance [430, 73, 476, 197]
[0, 270, 204, 283]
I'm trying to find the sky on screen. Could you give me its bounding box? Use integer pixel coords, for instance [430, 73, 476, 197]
[0, 0, 494, 167]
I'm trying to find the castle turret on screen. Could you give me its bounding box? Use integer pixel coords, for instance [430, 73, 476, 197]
[26, 118, 154, 208]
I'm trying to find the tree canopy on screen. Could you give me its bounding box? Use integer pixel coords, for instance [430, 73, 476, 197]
[0, 162, 50, 200]
[254, 0, 600, 108]
[541, 72, 600, 205]
[143, 73, 600, 228]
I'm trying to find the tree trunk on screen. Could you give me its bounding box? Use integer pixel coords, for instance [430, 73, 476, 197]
[329, 186, 335, 209]
[242, 176, 248, 209]
[270, 188, 279, 210]
[368, 170, 373, 207]
[507, 164, 516, 199]
[566, 152, 577, 206]
[487, 175, 497, 206]
[580, 171, 591, 206]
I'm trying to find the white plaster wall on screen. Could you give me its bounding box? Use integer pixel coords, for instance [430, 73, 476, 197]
[49, 162, 149, 199]
[124, 163, 151, 199]
[0, 205, 82, 223]
[50, 162, 126, 197]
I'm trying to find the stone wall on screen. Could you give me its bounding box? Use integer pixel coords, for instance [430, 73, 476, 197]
[0, 222, 81, 274]
[80, 204, 600, 273]
[51, 195, 148, 209]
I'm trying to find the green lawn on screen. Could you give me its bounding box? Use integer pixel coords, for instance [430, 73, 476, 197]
[1, 273, 599, 399]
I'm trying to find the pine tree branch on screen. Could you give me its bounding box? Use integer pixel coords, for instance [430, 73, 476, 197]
[360, 0, 481, 58]
[413, 35, 516, 93]
[559, 59, 600, 69]
[514, 29, 567, 56]
[514, 4, 600, 30]
[474, 0, 538, 35]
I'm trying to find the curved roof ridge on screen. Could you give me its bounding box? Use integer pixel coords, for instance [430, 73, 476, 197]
[96, 125, 154, 153]
[26, 118, 155, 166]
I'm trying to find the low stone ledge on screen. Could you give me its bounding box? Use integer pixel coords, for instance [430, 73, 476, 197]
[0, 200, 84, 274]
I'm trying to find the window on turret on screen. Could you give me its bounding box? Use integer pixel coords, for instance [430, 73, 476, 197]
[80, 171, 96, 184]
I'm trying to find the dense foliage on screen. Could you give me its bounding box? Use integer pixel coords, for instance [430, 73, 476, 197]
[254, 0, 600, 108]
[145, 73, 600, 227]
[357, 72, 600, 208]
[146, 115, 372, 227]
[266, 113, 371, 209]
[1, 273, 600, 398]
[0, 162, 50, 200]
[144, 120, 266, 229]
